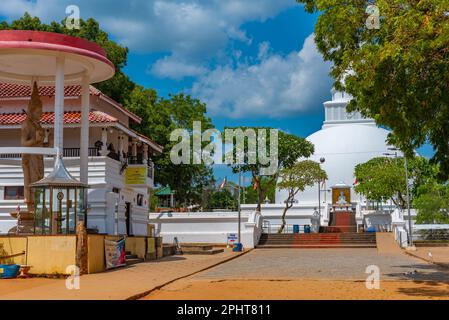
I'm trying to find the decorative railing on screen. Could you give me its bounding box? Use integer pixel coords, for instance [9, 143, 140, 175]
[0, 148, 100, 159]
[412, 225, 449, 242]
[63, 147, 100, 158]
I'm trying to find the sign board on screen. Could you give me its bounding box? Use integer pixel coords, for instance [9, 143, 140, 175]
[125, 165, 147, 186]
[104, 238, 126, 270]
[227, 233, 238, 245]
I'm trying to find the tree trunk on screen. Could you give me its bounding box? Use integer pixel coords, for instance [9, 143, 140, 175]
[279, 191, 294, 233]
[76, 221, 88, 275]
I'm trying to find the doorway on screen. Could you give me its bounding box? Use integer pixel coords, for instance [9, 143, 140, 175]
[125, 202, 132, 236]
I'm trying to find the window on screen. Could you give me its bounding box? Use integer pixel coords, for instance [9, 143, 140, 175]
[4, 186, 24, 200]
[137, 194, 144, 206]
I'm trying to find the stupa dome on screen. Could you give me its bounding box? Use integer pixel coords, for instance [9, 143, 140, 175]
[276, 90, 394, 205]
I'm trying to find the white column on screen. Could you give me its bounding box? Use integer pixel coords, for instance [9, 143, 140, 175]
[80, 74, 90, 184]
[100, 128, 108, 156]
[143, 144, 148, 165]
[54, 56, 65, 157]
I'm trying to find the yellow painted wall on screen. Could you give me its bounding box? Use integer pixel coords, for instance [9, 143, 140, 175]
[87, 235, 105, 274]
[125, 237, 146, 259]
[146, 238, 156, 260]
[27, 236, 77, 275]
[0, 237, 27, 265]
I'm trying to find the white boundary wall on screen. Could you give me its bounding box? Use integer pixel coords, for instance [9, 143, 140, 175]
[149, 211, 263, 249]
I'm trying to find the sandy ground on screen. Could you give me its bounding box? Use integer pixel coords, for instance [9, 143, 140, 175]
[144, 247, 449, 300]
[406, 246, 449, 267]
[0, 249, 242, 300]
[143, 278, 449, 300]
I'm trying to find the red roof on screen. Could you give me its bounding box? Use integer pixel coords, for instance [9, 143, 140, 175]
[0, 82, 142, 123]
[0, 82, 100, 98]
[0, 111, 118, 126]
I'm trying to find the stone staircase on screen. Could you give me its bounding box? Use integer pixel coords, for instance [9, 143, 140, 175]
[125, 251, 144, 266]
[257, 233, 377, 249]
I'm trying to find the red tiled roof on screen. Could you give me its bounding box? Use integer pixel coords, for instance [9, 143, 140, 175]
[0, 82, 100, 98]
[0, 110, 118, 126]
[0, 82, 142, 123]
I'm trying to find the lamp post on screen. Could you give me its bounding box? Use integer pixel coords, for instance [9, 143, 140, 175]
[384, 148, 413, 247]
[220, 166, 243, 251]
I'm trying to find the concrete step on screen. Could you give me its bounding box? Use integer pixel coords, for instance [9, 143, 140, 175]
[256, 244, 377, 249]
[258, 233, 377, 248]
[181, 245, 214, 251]
[126, 258, 144, 266]
[182, 249, 225, 255]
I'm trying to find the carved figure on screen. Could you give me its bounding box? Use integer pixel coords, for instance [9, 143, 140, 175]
[21, 82, 45, 212]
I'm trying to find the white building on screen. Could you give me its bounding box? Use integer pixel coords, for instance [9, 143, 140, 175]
[0, 83, 162, 236]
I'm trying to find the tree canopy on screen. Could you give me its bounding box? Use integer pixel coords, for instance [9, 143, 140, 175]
[206, 189, 238, 211]
[297, 0, 449, 180]
[414, 182, 449, 224]
[354, 156, 439, 208]
[126, 86, 215, 207]
[226, 127, 315, 212]
[277, 160, 327, 232]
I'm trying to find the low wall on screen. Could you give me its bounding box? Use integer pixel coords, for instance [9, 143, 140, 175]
[87, 234, 106, 274]
[125, 237, 147, 259]
[27, 236, 77, 275]
[0, 236, 27, 265]
[149, 211, 263, 248]
[0, 234, 159, 275]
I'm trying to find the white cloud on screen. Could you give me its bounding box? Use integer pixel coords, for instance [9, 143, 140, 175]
[0, 0, 295, 80]
[0, 0, 296, 52]
[150, 55, 207, 80]
[190, 34, 333, 118]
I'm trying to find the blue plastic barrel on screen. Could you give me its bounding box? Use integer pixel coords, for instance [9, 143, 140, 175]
[0, 264, 20, 279]
[293, 225, 300, 234]
[304, 225, 311, 234]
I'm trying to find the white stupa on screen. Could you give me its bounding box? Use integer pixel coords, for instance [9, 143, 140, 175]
[276, 89, 393, 206]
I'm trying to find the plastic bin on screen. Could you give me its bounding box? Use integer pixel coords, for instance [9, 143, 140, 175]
[233, 243, 243, 252]
[0, 264, 20, 279]
[293, 225, 300, 234]
[304, 225, 311, 234]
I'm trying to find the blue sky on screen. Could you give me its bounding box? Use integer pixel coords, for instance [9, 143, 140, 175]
[0, 1, 433, 184]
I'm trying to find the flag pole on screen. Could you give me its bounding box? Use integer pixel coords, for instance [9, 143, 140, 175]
[238, 165, 242, 247]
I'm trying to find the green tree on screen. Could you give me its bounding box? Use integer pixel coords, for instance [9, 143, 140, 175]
[207, 189, 237, 211]
[277, 160, 327, 233]
[297, 0, 449, 180]
[354, 156, 439, 209]
[126, 86, 215, 207]
[243, 177, 276, 204]
[1, 13, 135, 103]
[226, 128, 314, 212]
[414, 183, 449, 224]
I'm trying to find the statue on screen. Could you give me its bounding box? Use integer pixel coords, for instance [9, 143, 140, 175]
[21, 82, 45, 213]
[336, 191, 348, 205]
